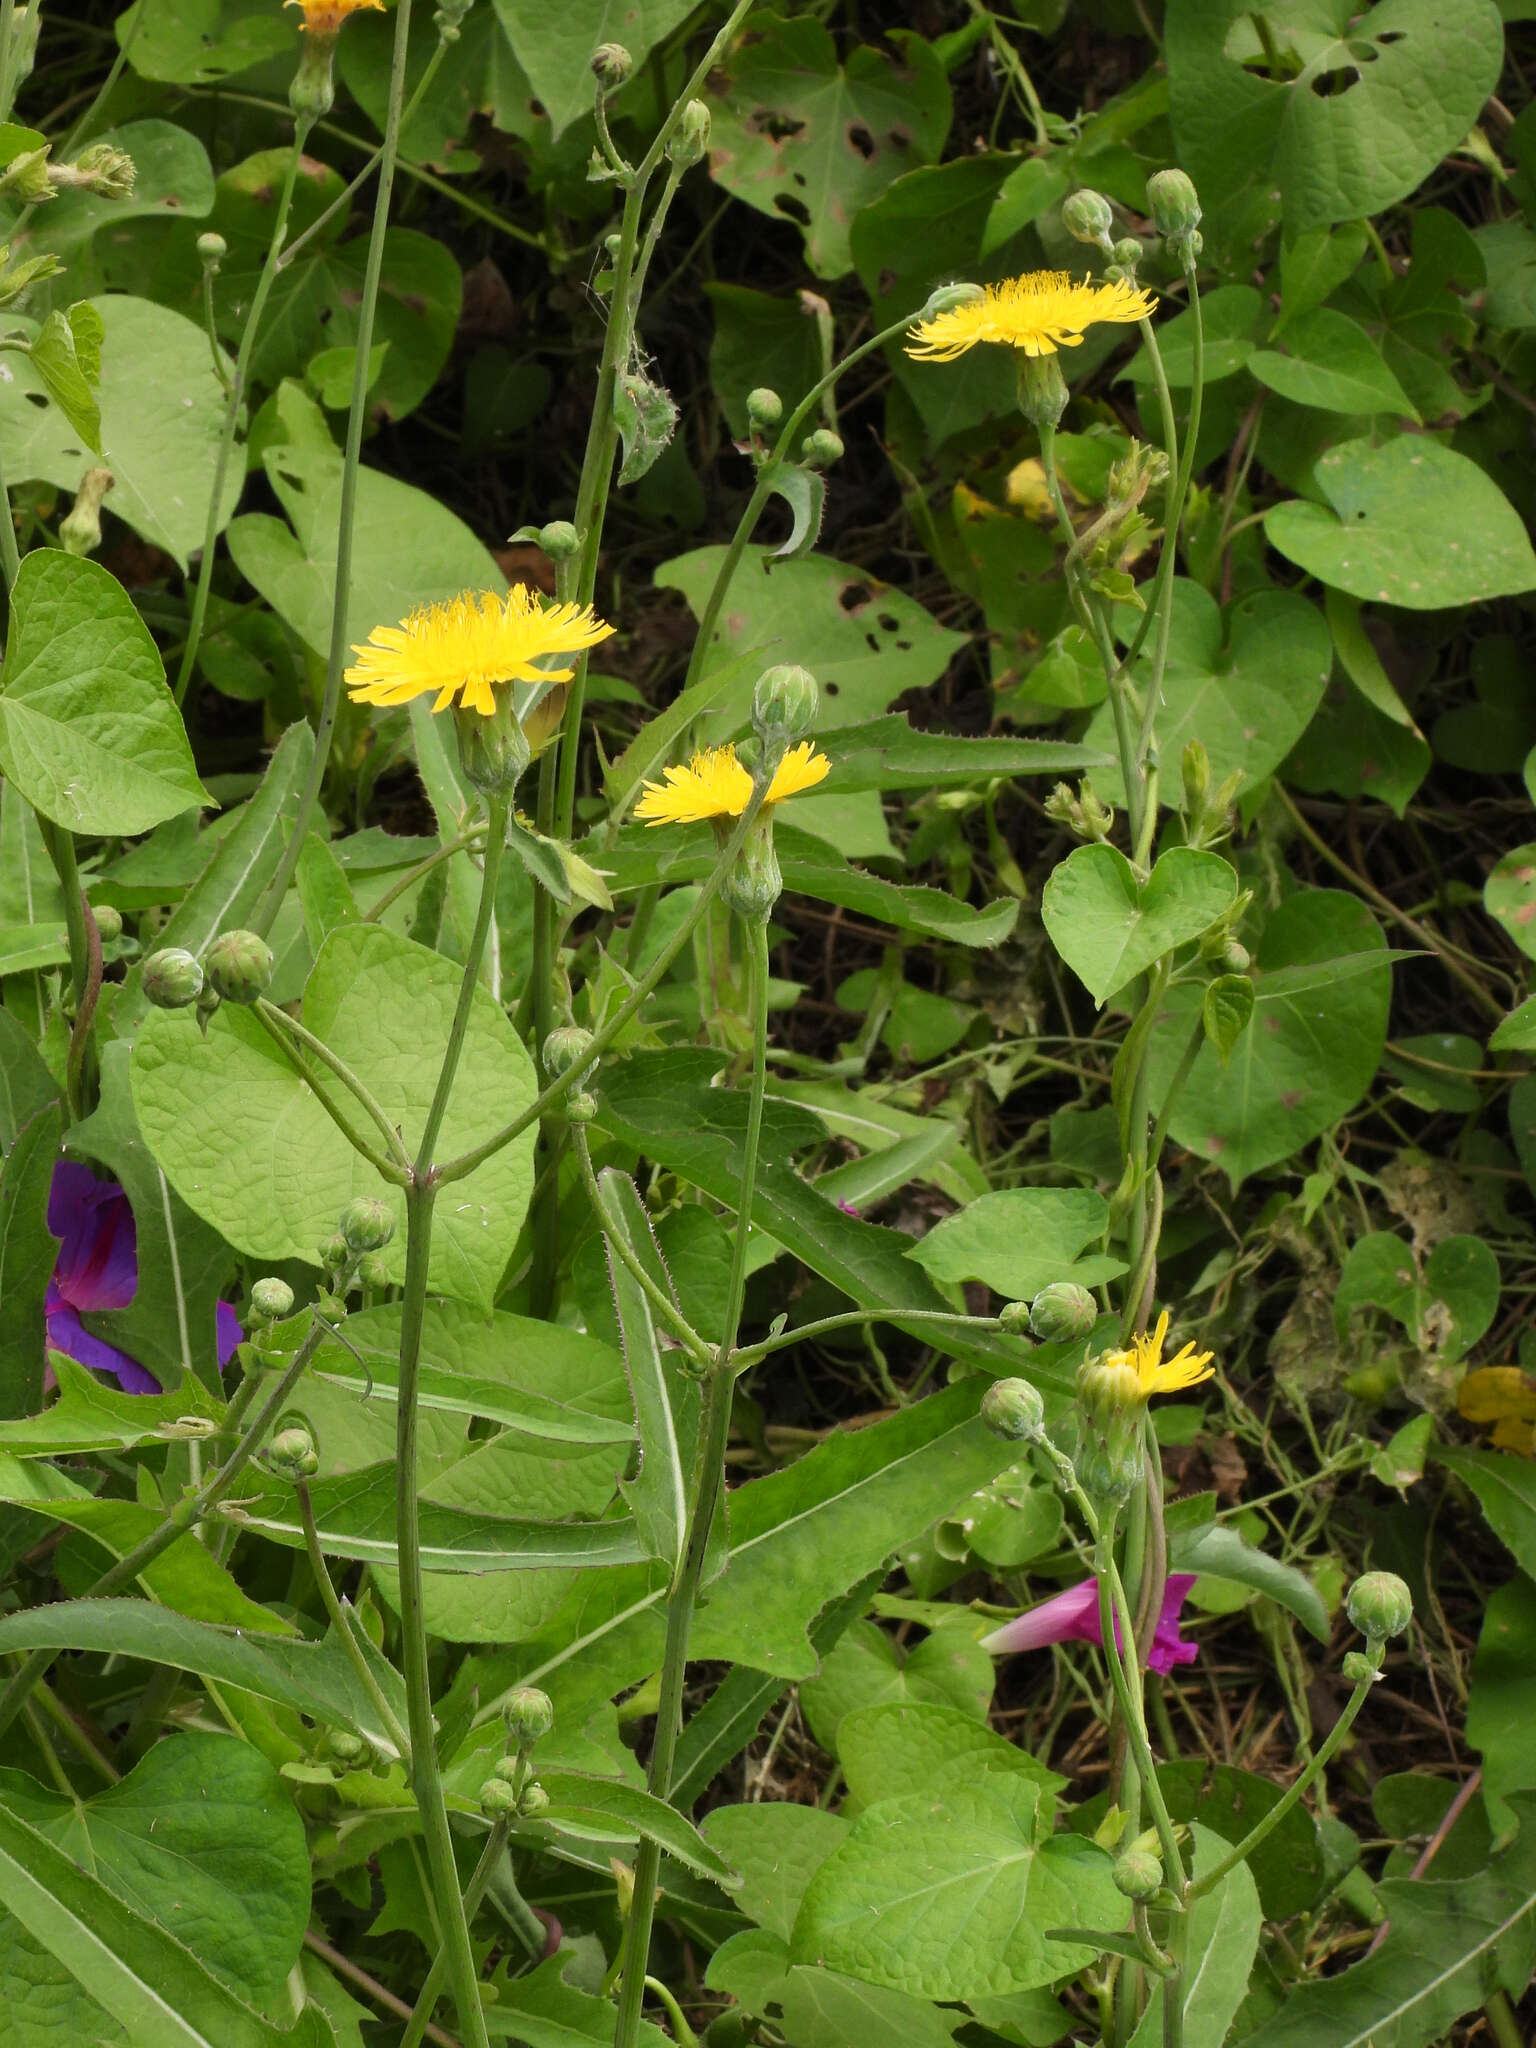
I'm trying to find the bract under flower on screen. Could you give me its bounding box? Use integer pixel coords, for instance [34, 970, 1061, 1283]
[634, 740, 829, 826]
[980, 1572, 1199, 1676]
[906, 269, 1156, 361]
[345, 586, 615, 719]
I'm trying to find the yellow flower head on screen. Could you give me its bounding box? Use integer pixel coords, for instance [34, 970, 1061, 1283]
[286, 0, 382, 34]
[907, 270, 1157, 362]
[345, 587, 615, 720]
[1097, 1310, 1215, 1401]
[635, 741, 829, 826]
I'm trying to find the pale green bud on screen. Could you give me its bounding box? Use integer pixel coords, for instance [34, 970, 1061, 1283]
[980, 1377, 1045, 1442]
[1113, 1848, 1162, 1900]
[250, 1277, 295, 1324]
[479, 1775, 520, 1817]
[537, 519, 579, 558]
[592, 42, 633, 86]
[669, 99, 711, 167]
[204, 928, 274, 1005]
[1341, 1649, 1379, 1686]
[751, 664, 819, 749]
[1029, 1282, 1097, 1344]
[1146, 169, 1202, 241]
[268, 1426, 319, 1478]
[1346, 1571, 1412, 1641]
[339, 1197, 394, 1253]
[196, 231, 227, 267]
[518, 1781, 551, 1817]
[543, 1024, 596, 1083]
[801, 427, 844, 469]
[746, 387, 782, 430]
[143, 947, 204, 1009]
[503, 1685, 555, 1746]
[1062, 188, 1114, 251]
[89, 901, 123, 943]
[919, 281, 984, 322]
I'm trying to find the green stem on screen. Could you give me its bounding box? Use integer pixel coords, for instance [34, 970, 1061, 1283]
[296, 1479, 411, 1757]
[719, 916, 770, 1363]
[394, 1185, 490, 2048]
[1188, 1653, 1382, 1902]
[0, 1323, 328, 1741]
[673, 307, 924, 708]
[731, 1306, 1001, 1368]
[389, 797, 508, 2048]
[0, 0, 18, 128]
[363, 825, 488, 924]
[399, 1818, 515, 2048]
[435, 794, 768, 1187]
[251, 0, 416, 934]
[611, 1365, 734, 2048]
[1094, 1550, 1183, 1885]
[254, 996, 413, 1176]
[251, 1004, 410, 1185]
[173, 132, 309, 708]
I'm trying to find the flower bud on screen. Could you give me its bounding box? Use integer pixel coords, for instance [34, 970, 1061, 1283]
[479, 1775, 520, 1818]
[1341, 1649, 1379, 1686]
[143, 947, 204, 1009]
[324, 1727, 368, 1764]
[357, 1253, 391, 1292]
[566, 1089, 599, 1123]
[997, 1300, 1034, 1336]
[58, 143, 136, 200]
[503, 1685, 555, 1747]
[721, 816, 782, 924]
[518, 1781, 551, 1817]
[1147, 169, 1202, 241]
[60, 465, 114, 558]
[196, 231, 227, 267]
[1016, 352, 1070, 434]
[537, 518, 579, 559]
[204, 928, 274, 1005]
[746, 386, 782, 430]
[1062, 188, 1114, 251]
[1221, 939, 1251, 974]
[919, 281, 984, 322]
[1345, 1571, 1412, 1642]
[592, 41, 633, 86]
[250, 1277, 295, 1324]
[1029, 1282, 1097, 1344]
[801, 427, 843, 469]
[1113, 1848, 1162, 1900]
[668, 99, 711, 167]
[491, 1755, 523, 1784]
[751, 664, 819, 750]
[90, 901, 123, 943]
[980, 1377, 1045, 1442]
[319, 1232, 350, 1272]
[0, 147, 52, 205]
[1111, 236, 1143, 270]
[268, 1426, 319, 1477]
[543, 1024, 596, 1084]
[339, 1197, 395, 1253]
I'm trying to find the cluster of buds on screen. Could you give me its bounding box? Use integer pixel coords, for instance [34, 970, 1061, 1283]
[267, 1423, 320, 1480]
[1044, 778, 1115, 845]
[314, 1197, 395, 1311]
[1077, 441, 1170, 611]
[480, 1685, 556, 1821]
[1147, 168, 1202, 270]
[998, 1280, 1099, 1345]
[1181, 740, 1245, 854]
[142, 928, 275, 1029]
[308, 1722, 396, 1783]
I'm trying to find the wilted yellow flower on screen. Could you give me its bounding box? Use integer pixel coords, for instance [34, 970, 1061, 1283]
[345, 587, 614, 719]
[286, 0, 382, 34]
[1097, 1310, 1215, 1401]
[635, 741, 829, 826]
[907, 270, 1156, 362]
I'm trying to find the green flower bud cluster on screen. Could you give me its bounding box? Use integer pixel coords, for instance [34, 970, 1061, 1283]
[479, 1686, 556, 1818]
[143, 930, 276, 1016]
[1043, 778, 1115, 845]
[316, 1199, 397, 1307]
[268, 1425, 319, 1478]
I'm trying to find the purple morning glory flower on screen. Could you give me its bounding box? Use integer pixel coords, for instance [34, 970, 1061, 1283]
[979, 1572, 1200, 1677]
[46, 1162, 241, 1396]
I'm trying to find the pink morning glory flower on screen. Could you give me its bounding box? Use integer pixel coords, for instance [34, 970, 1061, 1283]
[980, 1572, 1199, 1676]
[46, 1162, 241, 1395]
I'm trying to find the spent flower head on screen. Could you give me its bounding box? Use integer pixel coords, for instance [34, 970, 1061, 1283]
[345, 586, 614, 718]
[906, 269, 1156, 363]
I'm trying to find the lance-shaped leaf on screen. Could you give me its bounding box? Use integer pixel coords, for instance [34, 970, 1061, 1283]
[0, 1351, 222, 1456]
[600, 1169, 694, 1578]
[0, 1099, 60, 1420]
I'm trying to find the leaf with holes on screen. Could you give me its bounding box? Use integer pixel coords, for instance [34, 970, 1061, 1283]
[1167, 0, 1505, 234]
[1266, 437, 1536, 608]
[1334, 1233, 1499, 1365]
[703, 13, 952, 278]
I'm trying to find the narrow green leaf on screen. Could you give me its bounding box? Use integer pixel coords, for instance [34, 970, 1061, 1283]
[599, 1169, 691, 1577]
[0, 1100, 60, 1419]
